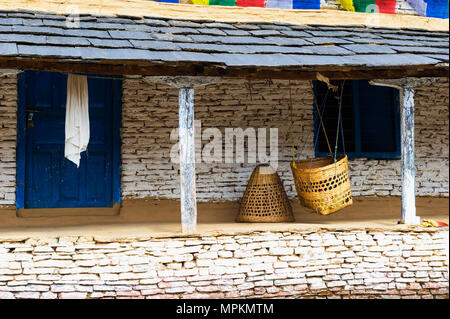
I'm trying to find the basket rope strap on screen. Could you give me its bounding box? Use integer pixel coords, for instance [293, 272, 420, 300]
[310, 81, 333, 157]
[340, 109, 346, 155]
[292, 82, 331, 169]
[288, 81, 296, 165]
[290, 81, 333, 192]
[309, 84, 335, 184]
[333, 80, 346, 163]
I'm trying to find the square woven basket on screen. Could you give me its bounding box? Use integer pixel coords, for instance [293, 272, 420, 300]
[291, 155, 353, 215]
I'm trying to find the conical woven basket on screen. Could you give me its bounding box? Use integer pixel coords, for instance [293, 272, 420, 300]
[291, 155, 352, 215]
[237, 165, 294, 223]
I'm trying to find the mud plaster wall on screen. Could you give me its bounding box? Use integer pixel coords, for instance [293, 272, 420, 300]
[0, 75, 448, 206]
[0, 229, 448, 299]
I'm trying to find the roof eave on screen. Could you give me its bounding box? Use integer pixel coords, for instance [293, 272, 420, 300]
[1, 55, 448, 80]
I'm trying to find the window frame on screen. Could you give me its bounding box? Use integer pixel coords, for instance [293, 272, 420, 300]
[313, 80, 401, 160]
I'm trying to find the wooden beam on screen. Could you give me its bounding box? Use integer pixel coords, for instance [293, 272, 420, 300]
[144, 76, 221, 88]
[0, 69, 20, 75]
[0, 57, 448, 81]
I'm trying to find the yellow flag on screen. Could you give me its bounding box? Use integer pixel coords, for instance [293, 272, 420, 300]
[179, 0, 209, 4]
[337, 0, 355, 12]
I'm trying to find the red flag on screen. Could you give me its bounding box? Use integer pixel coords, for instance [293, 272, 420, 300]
[236, 0, 265, 7]
[376, 0, 397, 13]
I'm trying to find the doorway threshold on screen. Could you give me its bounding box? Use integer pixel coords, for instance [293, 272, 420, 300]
[16, 204, 120, 218]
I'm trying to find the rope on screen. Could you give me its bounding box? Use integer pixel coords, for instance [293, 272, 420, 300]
[288, 81, 296, 164]
[310, 81, 333, 157]
[333, 80, 346, 163]
[340, 106, 346, 155]
[290, 82, 330, 192]
[292, 81, 331, 170]
[306, 87, 331, 186]
[293, 84, 330, 167]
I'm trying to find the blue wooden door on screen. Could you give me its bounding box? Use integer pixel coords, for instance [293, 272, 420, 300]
[20, 71, 120, 209]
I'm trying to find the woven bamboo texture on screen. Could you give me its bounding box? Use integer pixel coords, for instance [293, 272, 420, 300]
[291, 155, 352, 215]
[237, 165, 294, 223]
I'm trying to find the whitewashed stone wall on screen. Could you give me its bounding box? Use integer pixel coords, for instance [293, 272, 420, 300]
[415, 80, 449, 196]
[0, 229, 448, 299]
[0, 74, 17, 207]
[349, 78, 449, 197]
[121, 77, 449, 201]
[121, 79, 315, 201]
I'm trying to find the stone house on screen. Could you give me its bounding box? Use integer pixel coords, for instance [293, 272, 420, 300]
[0, 0, 448, 299]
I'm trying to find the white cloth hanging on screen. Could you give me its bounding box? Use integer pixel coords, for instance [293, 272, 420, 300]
[64, 74, 90, 168]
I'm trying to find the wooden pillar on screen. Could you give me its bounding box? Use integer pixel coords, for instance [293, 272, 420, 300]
[400, 84, 418, 225]
[178, 86, 196, 234]
[145, 76, 220, 234]
[369, 77, 438, 225]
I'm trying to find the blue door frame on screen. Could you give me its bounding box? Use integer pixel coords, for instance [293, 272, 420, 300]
[16, 71, 122, 210]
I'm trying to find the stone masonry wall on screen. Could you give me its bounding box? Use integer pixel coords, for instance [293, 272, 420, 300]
[0, 76, 447, 205]
[349, 78, 449, 197]
[121, 77, 449, 201]
[0, 229, 448, 299]
[0, 74, 17, 207]
[121, 79, 315, 201]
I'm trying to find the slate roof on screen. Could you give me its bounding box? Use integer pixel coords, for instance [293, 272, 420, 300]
[0, 10, 449, 69]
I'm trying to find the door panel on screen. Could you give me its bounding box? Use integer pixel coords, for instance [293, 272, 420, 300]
[86, 152, 109, 202]
[22, 71, 117, 209]
[30, 151, 53, 205]
[60, 154, 81, 202]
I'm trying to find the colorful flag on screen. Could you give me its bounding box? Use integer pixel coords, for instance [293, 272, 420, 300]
[407, 0, 428, 16]
[337, 0, 397, 13]
[209, 0, 237, 6]
[236, 0, 265, 7]
[407, 0, 449, 18]
[376, 0, 397, 13]
[155, 0, 179, 3]
[265, 0, 294, 8]
[293, 0, 321, 9]
[424, 0, 449, 18]
[354, 0, 377, 12]
[179, 0, 210, 5]
[337, 0, 356, 11]
[155, 0, 449, 18]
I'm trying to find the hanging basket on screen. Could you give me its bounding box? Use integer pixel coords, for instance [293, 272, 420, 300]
[291, 155, 352, 215]
[237, 165, 294, 223]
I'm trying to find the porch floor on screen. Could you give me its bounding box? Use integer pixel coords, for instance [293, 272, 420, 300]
[0, 197, 448, 240]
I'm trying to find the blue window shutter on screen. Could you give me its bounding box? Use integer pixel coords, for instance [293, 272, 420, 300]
[314, 80, 355, 156]
[358, 80, 400, 157]
[314, 80, 400, 159]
